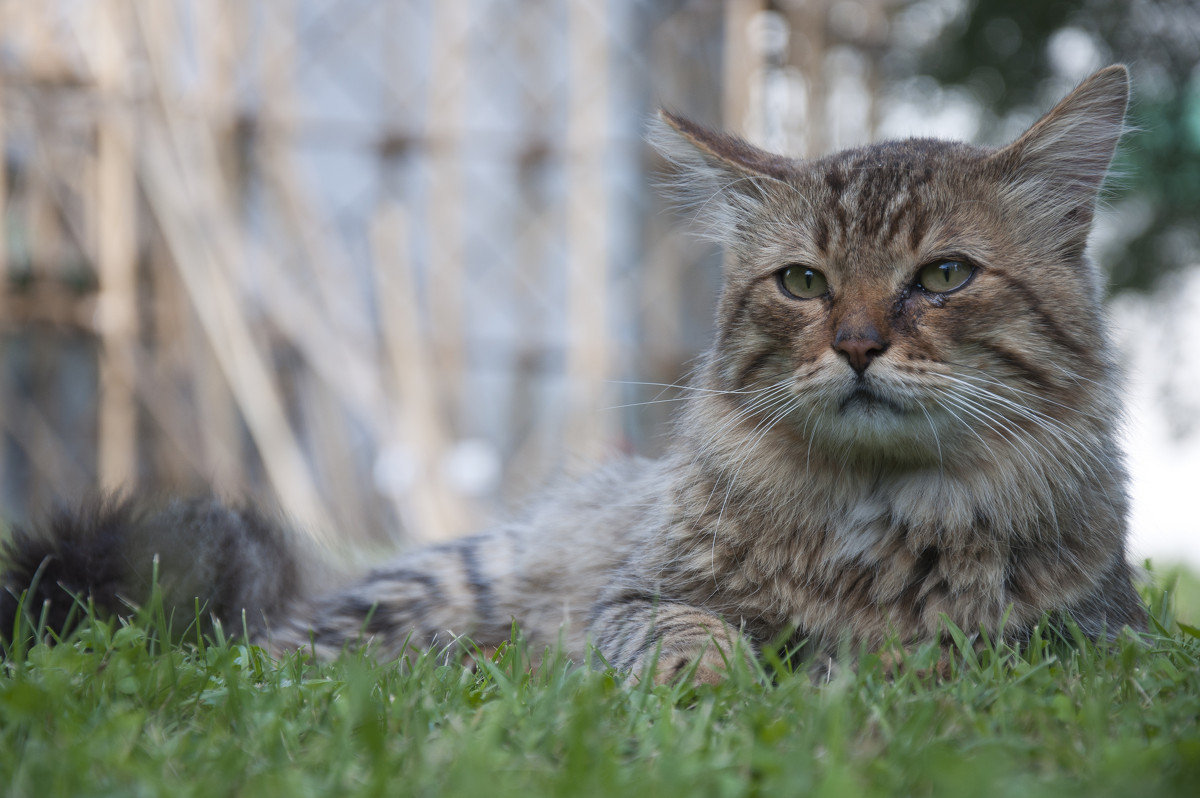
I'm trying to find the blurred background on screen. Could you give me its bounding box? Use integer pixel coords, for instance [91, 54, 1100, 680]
[0, 0, 1196, 566]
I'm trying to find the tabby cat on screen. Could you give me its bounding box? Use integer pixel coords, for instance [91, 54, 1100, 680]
[1, 66, 1145, 683]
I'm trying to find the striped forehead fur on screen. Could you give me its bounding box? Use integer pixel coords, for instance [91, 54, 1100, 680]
[653, 66, 1130, 267]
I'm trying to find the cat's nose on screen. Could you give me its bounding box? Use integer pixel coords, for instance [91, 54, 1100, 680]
[833, 324, 888, 374]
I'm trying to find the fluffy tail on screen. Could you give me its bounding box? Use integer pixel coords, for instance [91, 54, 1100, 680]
[1, 495, 323, 643]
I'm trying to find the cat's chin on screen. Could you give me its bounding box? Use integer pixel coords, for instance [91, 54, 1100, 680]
[837, 386, 909, 416]
[805, 390, 949, 468]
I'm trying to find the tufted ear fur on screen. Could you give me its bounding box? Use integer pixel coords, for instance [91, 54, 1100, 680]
[991, 65, 1130, 255]
[649, 111, 797, 247]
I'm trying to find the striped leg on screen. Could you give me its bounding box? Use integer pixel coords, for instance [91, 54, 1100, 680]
[264, 533, 510, 663]
[589, 592, 754, 684]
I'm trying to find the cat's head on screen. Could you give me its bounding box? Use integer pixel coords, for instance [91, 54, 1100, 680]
[655, 66, 1129, 470]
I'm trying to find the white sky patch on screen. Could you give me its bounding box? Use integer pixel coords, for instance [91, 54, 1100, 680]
[1111, 265, 1200, 570]
[1047, 27, 1105, 82]
[877, 82, 981, 142]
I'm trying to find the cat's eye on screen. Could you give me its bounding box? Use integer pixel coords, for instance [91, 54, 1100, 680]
[917, 260, 974, 294]
[778, 265, 828, 299]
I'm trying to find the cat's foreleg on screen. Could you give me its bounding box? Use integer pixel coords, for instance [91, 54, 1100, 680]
[588, 592, 755, 684]
[264, 533, 520, 663]
[264, 568, 467, 662]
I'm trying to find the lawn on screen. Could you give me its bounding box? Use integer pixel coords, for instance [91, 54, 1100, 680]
[1, 569, 1197, 798]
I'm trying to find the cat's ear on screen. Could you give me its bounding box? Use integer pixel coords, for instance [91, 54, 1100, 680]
[650, 111, 794, 246]
[992, 65, 1130, 251]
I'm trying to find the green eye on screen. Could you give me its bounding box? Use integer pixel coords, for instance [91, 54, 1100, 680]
[778, 265, 828, 299]
[917, 260, 974, 294]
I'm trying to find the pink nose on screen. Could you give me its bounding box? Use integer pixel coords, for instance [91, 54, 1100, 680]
[834, 337, 886, 374]
[833, 325, 888, 375]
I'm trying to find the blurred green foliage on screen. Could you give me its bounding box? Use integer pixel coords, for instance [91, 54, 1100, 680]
[908, 0, 1200, 293]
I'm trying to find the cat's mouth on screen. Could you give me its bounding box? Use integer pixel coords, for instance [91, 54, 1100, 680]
[837, 384, 908, 416]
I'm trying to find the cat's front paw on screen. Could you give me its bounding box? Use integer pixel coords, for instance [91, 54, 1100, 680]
[591, 597, 756, 685]
[637, 624, 757, 685]
[650, 644, 740, 685]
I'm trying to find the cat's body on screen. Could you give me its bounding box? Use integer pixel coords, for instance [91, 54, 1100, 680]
[1, 66, 1145, 681]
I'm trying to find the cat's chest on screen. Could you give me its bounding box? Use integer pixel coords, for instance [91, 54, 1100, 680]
[739, 492, 910, 590]
[668, 475, 1002, 636]
[823, 493, 895, 562]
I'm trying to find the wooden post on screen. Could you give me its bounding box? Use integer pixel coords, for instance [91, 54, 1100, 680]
[371, 203, 467, 541]
[17, 10, 68, 511]
[93, 0, 139, 491]
[723, 0, 766, 137]
[564, 0, 613, 460]
[193, 0, 247, 491]
[787, 0, 829, 158]
[425, 0, 470, 422]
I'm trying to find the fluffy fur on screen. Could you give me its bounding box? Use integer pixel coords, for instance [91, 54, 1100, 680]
[2, 66, 1145, 682]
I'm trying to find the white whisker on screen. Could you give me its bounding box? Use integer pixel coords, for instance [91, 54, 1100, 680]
[706, 394, 800, 590]
[933, 388, 1062, 537]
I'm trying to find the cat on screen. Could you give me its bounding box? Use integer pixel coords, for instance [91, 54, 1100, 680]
[1, 65, 1146, 683]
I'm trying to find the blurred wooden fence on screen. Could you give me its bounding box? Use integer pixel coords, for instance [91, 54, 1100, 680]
[0, 0, 892, 546]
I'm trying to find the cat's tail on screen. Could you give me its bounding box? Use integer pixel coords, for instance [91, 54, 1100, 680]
[0, 495, 328, 645]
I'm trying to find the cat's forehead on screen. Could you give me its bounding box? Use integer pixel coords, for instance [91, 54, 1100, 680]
[757, 138, 998, 270]
[799, 138, 990, 192]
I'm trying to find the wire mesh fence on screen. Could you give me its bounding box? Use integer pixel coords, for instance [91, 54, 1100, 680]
[0, 0, 896, 546]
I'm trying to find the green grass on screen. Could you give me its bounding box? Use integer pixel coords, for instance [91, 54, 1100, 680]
[2, 572, 1198, 798]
